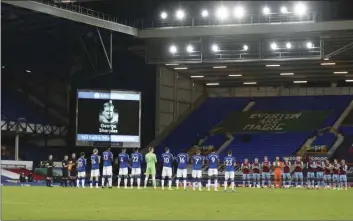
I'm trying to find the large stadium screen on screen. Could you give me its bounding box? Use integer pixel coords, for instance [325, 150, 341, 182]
[76, 89, 141, 148]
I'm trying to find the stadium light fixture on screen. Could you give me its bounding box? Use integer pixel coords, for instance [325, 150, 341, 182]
[294, 80, 307, 84]
[243, 45, 249, 51]
[280, 73, 294, 76]
[270, 42, 278, 50]
[160, 12, 168, 19]
[243, 82, 257, 85]
[266, 64, 280, 67]
[174, 67, 188, 70]
[186, 45, 194, 53]
[306, 42, 314, 49]
[286, 42, 292, 49]
[2, 66, 4, 69]
[234, 6, 245, 19]
[321, 62, 336, 66]
[206, 83, 220, 86]
[211, 44, 220, 52]
[191, 75, 204, 78]
[169, 45, 177, 54]
[176, 10, 185, 20]
[26, 70, 31, 73]
[345, 80, 353, 82]
[201, 9, 209, 18]
[165, 63, 179, 66]
[294, 2, 307, 16]
[216, 6, 229, 20]
[229, 74, 242, 77]
[263, 7, 270, 15]
[323, 57, 330, 61]
[280, 6, 288, 14]
[213, 66, 227, 69]
[334, 71, 348, 74]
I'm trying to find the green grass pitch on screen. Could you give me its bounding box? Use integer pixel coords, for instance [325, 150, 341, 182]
[2, 186, 353, 220]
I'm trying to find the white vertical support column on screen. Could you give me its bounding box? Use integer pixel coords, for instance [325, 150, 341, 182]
[15, 134, 20, 161]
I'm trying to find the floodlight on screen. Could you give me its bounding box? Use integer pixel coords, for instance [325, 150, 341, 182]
[176, 10, 185, 20]
[286, 42, 292, 49]
[334, 71, 348, 74]
[270, 42, 278, 50]
[263, 7, 270, 15]
[294, 2, 307, 16]
[169, 45, 177, 54]
[243, 45, 249, 51]
[201, 9, 209, 18]
[26, 70, 31, 73]
[234, 6, 245, 18]
[294, 81, 307, 84]
[306, 42, 314, 49]
[211, 44, 219, 52]
[216, 6, 229, 20]
[280, 6, 288, 14]
[206, 83, 219, 86]
[186, 45, 194, 53]
[160, 12, 168, 19]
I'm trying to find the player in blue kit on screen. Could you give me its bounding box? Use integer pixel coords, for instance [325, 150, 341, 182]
[176, 152, 189, 190]
[161, 148, 174, 190]
[117, 149, 130, 189]
[76, 152, 86, 188]
[191, 149, 204, 191]
[90, 149, 100, 188]
[223, 150, 236, 192]
[130, 148, 143, 189]
[101, 148, 113, 188]
[207, 149, 219, 191]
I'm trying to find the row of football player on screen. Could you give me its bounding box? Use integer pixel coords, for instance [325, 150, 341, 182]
[73, 148, 348, 191]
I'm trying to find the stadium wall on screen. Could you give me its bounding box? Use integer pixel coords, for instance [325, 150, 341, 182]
[155, 66, 205, 136]
[207, 86, 353, 97]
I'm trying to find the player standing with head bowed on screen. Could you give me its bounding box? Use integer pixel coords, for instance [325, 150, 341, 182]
[161, 147, 174, 190]
[339, 159, 348, 191]
[101, 148, 113, 188]
[316, 160, 324, 188]
[223, 150, 236, 192]
[323, 159, 332, 189]
[282, 157, 291, 188]
[117, 149, 129, 189]
[261, 156, 271, 187]
[176, 151, 189, 190]
[206, 148, 219, 191]
[130, 148, 143, 189]
[332, 159, 340, 190]
[241, 158, 251, 187]
[77, 152, 87, 188]
[252, 158, 261, 188]
[306, 158, 316, 189]
[293, 156, 304, 188]
[144, 147, 157, 189]
[90, 149, 100, 188]
[191, 149, 204, 191]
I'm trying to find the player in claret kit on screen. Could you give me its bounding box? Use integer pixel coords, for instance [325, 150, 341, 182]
[101, 148, 113, 188]
[191, 149, 204, 191]
[306, 158, 316, 189]
[176, 152, 189, 190]
[316, 160, 324, 188]
[117, 149, 129, 189]
[161, 147, 174, 190]
[207, 148, 219, 191]
[261, 156, 271, 187]
[251, 158, 261, 188]
[90, 149, 100, 188]
[332, 159, 340, 190]
[223, 150, 236, 192]
[282, 157, 292, 188]
[339, 159, 348, 191]
[293, 156, 304, 188]
[77, 152, 87, 188]
[241, 158, 251, 187]
[323, 159, 332, 189]
[130, 148, 143, 189]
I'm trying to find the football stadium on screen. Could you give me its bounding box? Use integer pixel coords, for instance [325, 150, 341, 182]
[1, 0, 353, 220]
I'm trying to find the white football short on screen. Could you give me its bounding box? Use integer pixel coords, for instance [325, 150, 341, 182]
[208, 168, 218, 177]
[77, 171, 86, 178]
[131, 168, 141, 176]
[224, 171, 235, 180]
[90, 169, 100, 177]
[119, 168, 128, 176]
[162, 167, 173, 178]
[192, 170, 202, 179]
[176, 169, 187, 178]
[102, 166, 112, 176]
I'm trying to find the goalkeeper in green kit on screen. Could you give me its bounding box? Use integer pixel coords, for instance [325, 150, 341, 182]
[144, 146, 157, 189]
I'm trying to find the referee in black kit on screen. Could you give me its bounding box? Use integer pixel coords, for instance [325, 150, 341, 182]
[61, 155, 69, 187]
[45, 155, 54, 187]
